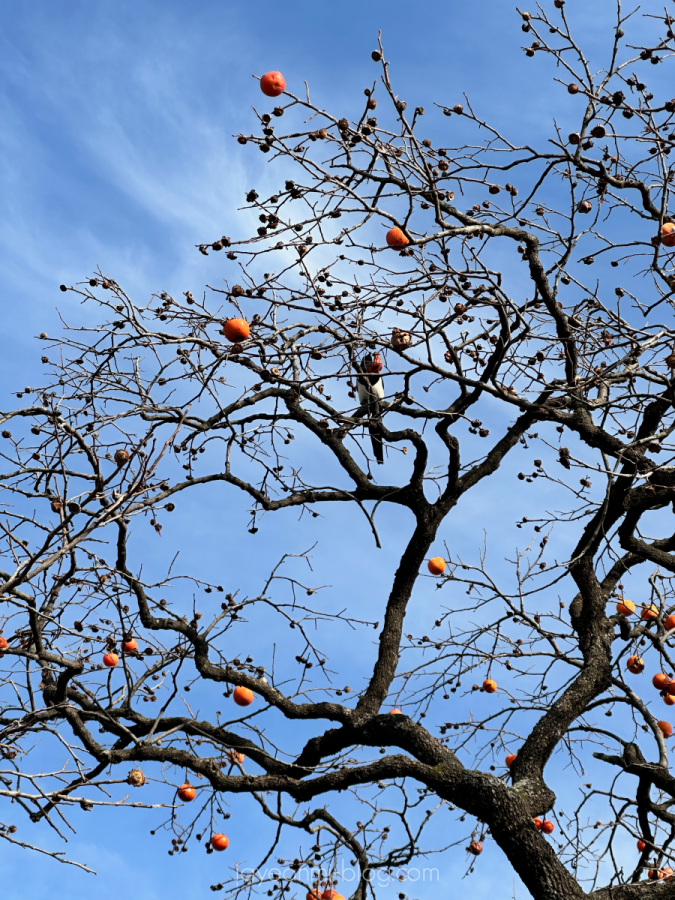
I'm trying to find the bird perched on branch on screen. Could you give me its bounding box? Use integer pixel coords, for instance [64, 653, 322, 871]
[354, 352, 384, 464]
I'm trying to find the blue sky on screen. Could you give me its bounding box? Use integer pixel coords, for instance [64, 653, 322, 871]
[0, 1, 670, 898]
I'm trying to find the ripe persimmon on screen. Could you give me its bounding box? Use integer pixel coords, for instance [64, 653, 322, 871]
[653, 673, 671, 690]
[122, 638, 138, 654]
[483, 678, 497, 694]
[260, 72, 286, 98]
[223, 318, 250, 343]
[103, 652, 119, 668]
[533, 817, 543, 830]
[667, 681, 675, 696]
[0, 637, 8, 652]
[322, 891, 345, 900]
[616, 599, 635, 616]
[663, 223, 675, 247]
[386, 227, 409, 248]
[211, 833, 229, 851]
[307, 892, 322, 900]
[427, 557, 446, 575]
[626, 656, 644, 674]
[388, 708, 403, 715]
[178, 783, 196, 802]
[641, 604, 659, 621]
[505, 753, 517, 768]
[666, 614, 675, 631]
[233, 686, 254, 706]
[542, 820, 554, 834]
[658, 720, 673, 738]
[637, 839, 646, 851]
[228, 750, 245, 764]
[664, 694, 675, 706]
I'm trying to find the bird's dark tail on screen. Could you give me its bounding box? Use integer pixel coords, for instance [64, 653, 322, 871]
[370, 430, 384, 464]
[369, 401, 384, 464]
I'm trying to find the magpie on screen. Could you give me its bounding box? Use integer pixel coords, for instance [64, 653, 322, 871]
[354, 352, 385, 464]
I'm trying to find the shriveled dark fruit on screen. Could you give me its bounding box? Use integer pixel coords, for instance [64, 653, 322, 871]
[127, 768, 146, 787]
[114, 449, 130, 467]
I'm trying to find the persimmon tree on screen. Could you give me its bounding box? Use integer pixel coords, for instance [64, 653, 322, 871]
[6, 2, 675, 897]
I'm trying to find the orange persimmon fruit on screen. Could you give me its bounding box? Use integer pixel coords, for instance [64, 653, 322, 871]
[233, 686, 254, 707]
[662, 223, 675, 247]
[427, 557, 446, 575]
[260, 72, 286, 97]
[211, 833, 230, 851]
[386, 227, 409, 248]
[223, 318, 250, 343]
[178, 783, 196, 802]
[616, 599, 635, 616]
[626, 656, 644, 674]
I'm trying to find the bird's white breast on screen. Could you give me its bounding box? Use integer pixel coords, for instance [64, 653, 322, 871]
[357, 376, 384, 404]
